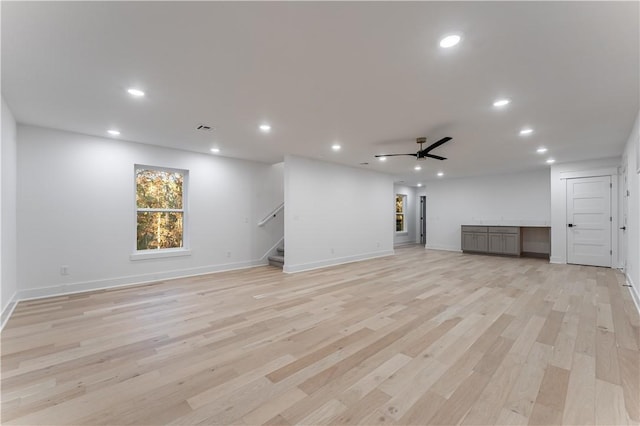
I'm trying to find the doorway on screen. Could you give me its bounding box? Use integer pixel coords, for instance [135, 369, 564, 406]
[566, 176, 612, 267]
[420, 196, 426, 245]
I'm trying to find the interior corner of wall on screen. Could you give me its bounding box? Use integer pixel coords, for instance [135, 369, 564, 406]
[1, 290, 19, 331]
[626, 273, 640, 314]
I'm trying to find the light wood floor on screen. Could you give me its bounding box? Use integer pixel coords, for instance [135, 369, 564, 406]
[2, 247, 639, 425]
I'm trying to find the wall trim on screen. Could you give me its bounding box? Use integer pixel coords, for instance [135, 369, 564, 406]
[394, 241, 420, 248]
[550, 256, 566, 264]
[283, 250, 394, 274]
[559, 167, 618, 180]
[2, 239, 286, 327]
[425, 244, 462, 253]
[1, 291, 19, 331]
[627, 274, 640, 314]
[12, 259, 270, 304]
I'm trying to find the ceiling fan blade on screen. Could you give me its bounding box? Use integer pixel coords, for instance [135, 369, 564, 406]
[421, 137, 452, 154]
[374, 153, 418, 157]
[424, 153, 447, 160]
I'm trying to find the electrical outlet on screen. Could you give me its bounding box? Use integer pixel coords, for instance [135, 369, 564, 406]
[226, 251, 231, 258]
[330, 248, 334, 254]
[60, 265, 69, 275]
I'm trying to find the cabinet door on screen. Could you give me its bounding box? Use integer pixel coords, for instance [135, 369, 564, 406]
[476, 233, 488, 252]
[462, 233, 476, 251]
[488, 233, 503, 253]
[503, 234, 521, 255]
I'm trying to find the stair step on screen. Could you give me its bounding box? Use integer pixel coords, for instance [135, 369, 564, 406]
[276, 247, 285, 255]
[268, 255, 284, 268]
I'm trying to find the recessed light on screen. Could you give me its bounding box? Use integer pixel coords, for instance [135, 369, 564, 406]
[439, 34, 461, 48]
[107, 129, 120, 136]
[259, 124, 271, 133]
[332, 144, 341, 151]
[546, 158, 555, 164]
[437, 172, 444, 177]
[210, 148, 220, 153]
[417, 183, 423, 187]
[493, 99, 510, 107]
[519, 128, 533, 136]
[537, 147, 548, 154]
[378, 156, 387, 161]
[414, 165, 422, 171]
[127, 88, 145, 97]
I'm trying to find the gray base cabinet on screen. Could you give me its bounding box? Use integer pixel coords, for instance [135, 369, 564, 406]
[462, 231, 488, 252]
[462, 226, 521, 256]
[488, 233, 504, 253]
[502, 233, 520, 255]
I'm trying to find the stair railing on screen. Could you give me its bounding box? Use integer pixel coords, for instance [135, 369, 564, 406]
[258, 202, 284, 227]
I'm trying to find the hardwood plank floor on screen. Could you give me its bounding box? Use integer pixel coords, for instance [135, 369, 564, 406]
[1, 247, 639, 425]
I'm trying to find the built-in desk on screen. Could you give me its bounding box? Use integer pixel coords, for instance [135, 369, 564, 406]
[461, 225, 551, 259]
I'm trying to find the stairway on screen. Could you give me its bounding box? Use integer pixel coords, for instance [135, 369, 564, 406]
[268, 246, 285, 269]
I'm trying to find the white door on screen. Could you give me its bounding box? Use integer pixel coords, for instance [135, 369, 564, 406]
[567, 176, 611, 267]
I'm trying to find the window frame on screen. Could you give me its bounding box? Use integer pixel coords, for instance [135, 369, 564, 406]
[395, 194, 407, 234]
[130, 165, 191, 260]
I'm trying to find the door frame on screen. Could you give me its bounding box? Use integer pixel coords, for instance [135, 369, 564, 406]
[621, 158, 629, 272]
[559, 167, 619, 268]
[419, 196, 426, 246]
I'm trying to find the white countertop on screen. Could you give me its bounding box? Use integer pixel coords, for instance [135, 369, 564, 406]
[463, 221, 550, 227]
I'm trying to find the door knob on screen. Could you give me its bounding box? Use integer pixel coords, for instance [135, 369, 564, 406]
[620, 226, 626, 231]
[568, 224, 575, 227]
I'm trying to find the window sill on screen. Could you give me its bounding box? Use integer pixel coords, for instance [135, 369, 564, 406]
[130, 248, 192, 261]
[396, 232, 409, 236]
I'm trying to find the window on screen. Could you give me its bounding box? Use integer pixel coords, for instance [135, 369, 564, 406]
[396, 194, 406, 232]
[135, 166, 187, 253]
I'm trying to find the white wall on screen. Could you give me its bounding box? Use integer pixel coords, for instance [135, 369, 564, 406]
[622, 110, 639, 305]
[284, 155, 394, 273]
[418, 169, 551, 251]
[550, 157, 620, 264]
[393, 184, 417, 245]
[1, 97, 18, 325]
[16, 125, 284, 299]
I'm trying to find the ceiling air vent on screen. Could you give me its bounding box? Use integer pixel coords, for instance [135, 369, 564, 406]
[196, 124, 214, 132]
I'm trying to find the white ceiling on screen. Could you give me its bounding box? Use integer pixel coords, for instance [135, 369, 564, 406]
[2, 2, 638, 185]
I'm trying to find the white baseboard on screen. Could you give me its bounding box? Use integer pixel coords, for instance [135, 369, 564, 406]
[550, 256, 566, 264]
[283, 250, 395, 274]
[1, 291, 19, 331]
[14, 258, 271, 304]
[1, 238, 294, 328]
[425, 244, 462, 253]
[394, 242, 421, 248]
[626, 273, 640, 314]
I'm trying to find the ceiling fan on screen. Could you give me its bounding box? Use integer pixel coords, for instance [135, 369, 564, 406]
[375, 136, 452, 160]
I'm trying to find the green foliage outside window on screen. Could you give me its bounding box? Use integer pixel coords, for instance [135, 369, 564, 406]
[396, 195, 405, 232]
[136, 169, 184, 250]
